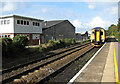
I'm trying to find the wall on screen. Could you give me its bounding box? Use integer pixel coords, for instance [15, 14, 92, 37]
[0, 17, 14, 33]
[43, 20, 75, 42]
[14, 17, 42, 34]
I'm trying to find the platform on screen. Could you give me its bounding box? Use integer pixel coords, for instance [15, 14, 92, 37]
[69, 38, 119, 83]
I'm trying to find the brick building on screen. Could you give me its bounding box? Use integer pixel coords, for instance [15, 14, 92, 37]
[0, 15, 43, 45]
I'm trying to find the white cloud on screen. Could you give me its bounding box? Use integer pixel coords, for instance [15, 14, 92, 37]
[106, 7, 118, 15]
[89, 16, 105, 27]
[3, 2, 16, 12]
[72, 16, 115, 33]
[73, 19, 83, 28]
[88, 4, 95, 9]
[41, 8, 47, 13]
[0, 2, 17, 12]
[88, 16, 114, 28]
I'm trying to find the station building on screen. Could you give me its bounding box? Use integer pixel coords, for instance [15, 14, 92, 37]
[0, 15, 43, 45]
[0, 15, 76, 44]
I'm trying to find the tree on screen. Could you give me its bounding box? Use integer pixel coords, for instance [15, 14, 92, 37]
[108, 24, 118, 36]
[118, 18, 120, 32]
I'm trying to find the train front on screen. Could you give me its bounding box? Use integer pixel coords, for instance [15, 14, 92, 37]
[90, 27, 106, 46]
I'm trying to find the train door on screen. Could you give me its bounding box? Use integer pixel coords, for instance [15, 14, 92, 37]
[96, 30, 100, 42]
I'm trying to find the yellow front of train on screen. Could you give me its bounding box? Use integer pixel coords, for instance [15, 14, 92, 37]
[90, 27, 106, 47]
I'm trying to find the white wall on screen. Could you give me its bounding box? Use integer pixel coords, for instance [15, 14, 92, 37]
[14, 17, 42, 34]
[0, 17, 14, 33]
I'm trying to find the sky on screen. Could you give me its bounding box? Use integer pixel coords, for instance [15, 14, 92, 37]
[0, 0, 119, 33]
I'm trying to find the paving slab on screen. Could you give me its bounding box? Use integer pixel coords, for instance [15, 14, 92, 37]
[74, 42, 114, 83]
[101, 42, 115, 82]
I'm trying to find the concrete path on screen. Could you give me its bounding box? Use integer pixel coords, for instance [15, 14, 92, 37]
[74, 43, 111, 82]
[114, 42, 120, 81]
[101, 42, 115, 82]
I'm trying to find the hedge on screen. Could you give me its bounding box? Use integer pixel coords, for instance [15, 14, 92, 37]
[2, 36, 28, 56]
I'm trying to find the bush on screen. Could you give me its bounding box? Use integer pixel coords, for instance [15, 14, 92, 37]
[64, 38, 75, 45]
[118, 32, 120, 42]
[13, 35, 28, 49]
[115, 32, 119, 39]
[2, 37, 13, 56]
[48, 40, 55, 45]
[39, 47, 46, 52]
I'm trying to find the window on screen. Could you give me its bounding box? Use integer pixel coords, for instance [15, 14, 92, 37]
[7, 20, 10, 24]
[38, 23, 40, 26]
[33, 22, 40, 26]
[8, 35, 10, 37]
[1, 21, 3, 25]
[21, 20, 23, 25]
[101, 31, 103, 35]
[33, 22, 35, 26]
[4, 20, 6, 24]
[35, 22, 37, 26]
[27, 21, 29, 25]
[32, 34, 40, 39]
[24, 21, 26, 25]
[17, 20, 20, 24]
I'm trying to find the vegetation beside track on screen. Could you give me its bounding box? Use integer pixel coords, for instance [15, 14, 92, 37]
[107, 18, 120, 42]
[2, 36, 89, 64]
[2, 36, 28, 57]
[2, 37, 88, 67]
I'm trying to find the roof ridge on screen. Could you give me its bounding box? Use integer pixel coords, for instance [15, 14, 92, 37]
[1, 14, 43, 21]
[43, 20, 67, 28]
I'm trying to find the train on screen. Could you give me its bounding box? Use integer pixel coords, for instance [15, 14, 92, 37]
[90, 27, 106, 47]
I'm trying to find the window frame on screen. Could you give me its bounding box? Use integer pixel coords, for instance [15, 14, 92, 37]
[17, 20, 20, 24]
[4, 20, 7, 24]
[7, 20, 10, 24]
[24, 21, 26, 25]
[21, 20, 23, 25]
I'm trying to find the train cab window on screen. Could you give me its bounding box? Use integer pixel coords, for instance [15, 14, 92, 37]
[101, 32, 103, 35]
[92, 32, 95, 35]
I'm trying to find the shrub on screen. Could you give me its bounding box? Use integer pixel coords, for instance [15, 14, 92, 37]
[115, 32, 119, 39]
[39, 47, 45, 52]
[118, 32, 120, 42]
[2, 37, 13, 56]
[48, 40, 54, 44]
[64, 38, 75, 44]
[13, 35, 28, 49]
[54, 39, 61, 44]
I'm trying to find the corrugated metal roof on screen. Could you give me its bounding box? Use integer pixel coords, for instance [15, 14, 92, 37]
[43, 20, 66, 28]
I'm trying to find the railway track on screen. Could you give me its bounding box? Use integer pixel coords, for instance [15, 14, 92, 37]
[2, 42, 94, 84]
[2, 42, 90, 73]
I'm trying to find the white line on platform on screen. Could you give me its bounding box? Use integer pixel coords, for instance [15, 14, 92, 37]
[67, 43, 106, 84]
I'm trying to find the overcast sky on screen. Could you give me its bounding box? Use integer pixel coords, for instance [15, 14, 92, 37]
[0, 0, 119, 33]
